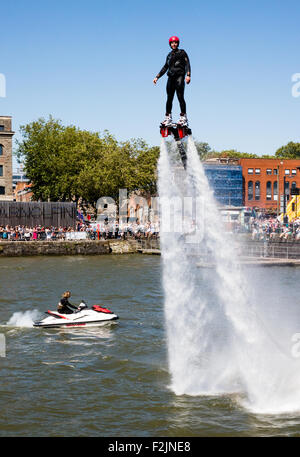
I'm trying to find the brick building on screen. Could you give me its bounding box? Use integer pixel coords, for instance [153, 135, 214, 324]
[0, 116, 14, 201]
[14, 182, 33, 202]
[239, 158, 300, 211]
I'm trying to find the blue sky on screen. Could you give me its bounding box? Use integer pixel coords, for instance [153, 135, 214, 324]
[1, 0, 300, 167]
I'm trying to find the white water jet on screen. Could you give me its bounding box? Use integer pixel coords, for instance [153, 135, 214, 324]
[6, 310, 40, 328]
[158, 135, 300, 414]
[158, 138, 236, 396]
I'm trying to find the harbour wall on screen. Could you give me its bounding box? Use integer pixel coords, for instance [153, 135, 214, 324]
[1, 239, 300, 259]
[0, 240, 140, 256]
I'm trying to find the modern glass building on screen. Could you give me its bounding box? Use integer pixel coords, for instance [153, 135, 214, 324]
[203, 163, 243, 206]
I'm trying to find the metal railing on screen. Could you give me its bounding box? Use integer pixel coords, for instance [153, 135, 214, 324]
[242, 242, 300, 259]
[140, 239, 300, 260]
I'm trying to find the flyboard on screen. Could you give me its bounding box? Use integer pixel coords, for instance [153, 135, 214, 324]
[160, 123, 192, 169]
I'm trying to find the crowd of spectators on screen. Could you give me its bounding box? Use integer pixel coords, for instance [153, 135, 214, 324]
[249, 216, 300, 242]
[0, 225, 74, 241]
[0, 220, 160, 242]
[88, 221, 160, 240]
[1, 216, 300, 242]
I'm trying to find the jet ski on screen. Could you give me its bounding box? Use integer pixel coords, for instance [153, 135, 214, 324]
[33, 301, 118, 329]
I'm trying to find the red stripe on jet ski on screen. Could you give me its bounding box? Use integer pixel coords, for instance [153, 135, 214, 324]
[47, 310, 69, 319]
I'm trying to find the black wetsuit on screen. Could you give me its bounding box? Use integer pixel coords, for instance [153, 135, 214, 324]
[57, 297, 78, 314]
[156, 48, 191, 115]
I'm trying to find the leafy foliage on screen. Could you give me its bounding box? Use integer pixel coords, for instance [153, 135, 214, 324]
[275, 142, 300, 159]
[16, 116, 159, 207]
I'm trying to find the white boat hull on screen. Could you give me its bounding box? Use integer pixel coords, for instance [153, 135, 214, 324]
[33, 308, 119, 329]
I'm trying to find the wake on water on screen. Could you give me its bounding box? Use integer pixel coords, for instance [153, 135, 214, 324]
[158, 136, 300, 414]
[6, 310, 40, 328]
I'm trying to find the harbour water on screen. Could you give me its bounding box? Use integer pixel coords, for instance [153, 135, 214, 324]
[1, 255, 300, 436]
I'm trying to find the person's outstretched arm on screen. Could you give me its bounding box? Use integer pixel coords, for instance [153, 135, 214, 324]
[153, 56, 169, 84]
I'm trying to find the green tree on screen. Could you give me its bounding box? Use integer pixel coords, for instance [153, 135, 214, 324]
[275, 142, 300, 158]
[218, 149, 259, 159]
[16, 116, 159, 209]
[194, 141, 212, 160]
[193, 142, 261, 161]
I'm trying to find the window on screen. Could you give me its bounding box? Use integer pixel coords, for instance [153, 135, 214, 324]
[273, 181, 278, 201]
[285, 169, 290, 175]
[255, 181, 260, 200]
[0, 165, 3, 177]
[291, 182, 299, 196]
[273, 168, 278, 175]
[266, 169, 272, 175]
[248, 181, 253, 201]
[266, 181, 272, 200]
[255, 168, 261, 175]
[248, 168, 253, 174]
[0, 125, 4, 131]
[292, 169, 297, 175]
[0, 145, 2, 156]
[0, 186, 4, 195]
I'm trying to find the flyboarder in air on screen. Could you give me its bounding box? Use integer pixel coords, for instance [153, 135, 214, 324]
[154, 36, 192, 169]
[153, 36, 191, 127]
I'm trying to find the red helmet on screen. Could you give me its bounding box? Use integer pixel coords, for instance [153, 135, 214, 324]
[169, 36, 180, 46]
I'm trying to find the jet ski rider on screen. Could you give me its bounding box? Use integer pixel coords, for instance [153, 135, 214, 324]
[57, 291, 79, 314]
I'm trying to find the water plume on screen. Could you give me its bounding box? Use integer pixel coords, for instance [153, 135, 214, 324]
[158, 135, 300, 414]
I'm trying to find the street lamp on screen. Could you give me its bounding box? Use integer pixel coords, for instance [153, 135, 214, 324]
[277, 161, 284, 217]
